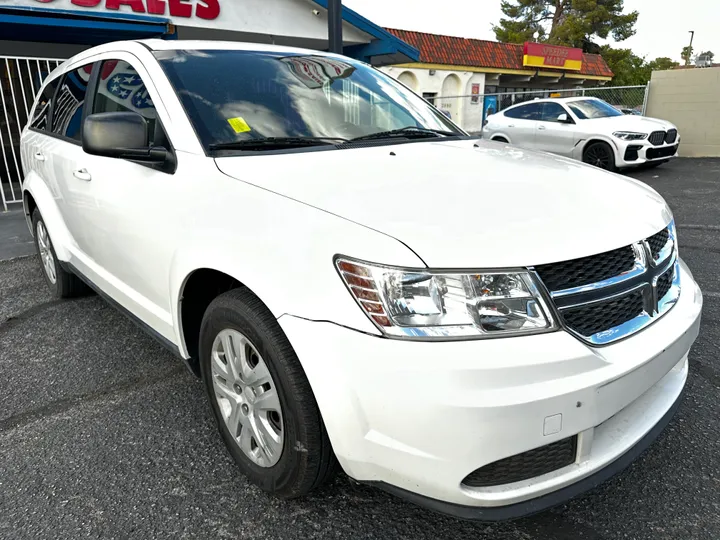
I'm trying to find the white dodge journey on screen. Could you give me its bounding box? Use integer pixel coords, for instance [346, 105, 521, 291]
[20, 40, 702, 520]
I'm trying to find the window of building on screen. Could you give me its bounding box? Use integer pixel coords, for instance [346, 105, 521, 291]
[422, 92, 437, 106]
[51, 63, 95, 142]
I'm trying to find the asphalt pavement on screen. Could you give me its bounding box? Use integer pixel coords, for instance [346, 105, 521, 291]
[1, 158, 719, 539]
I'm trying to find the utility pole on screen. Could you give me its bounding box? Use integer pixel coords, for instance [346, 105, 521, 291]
[686, 30, 695, 65]
[328, 0, 343, 54]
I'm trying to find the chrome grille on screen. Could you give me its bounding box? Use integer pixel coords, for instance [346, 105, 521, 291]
[561, 290, 644, 337]
[533, 223, 680, 346]
[665, 129, 677, 144]
[649, 131, 666, 146]
[535, 246, 635, 292]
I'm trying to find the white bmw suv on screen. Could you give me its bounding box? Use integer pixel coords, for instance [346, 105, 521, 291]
[482, 97, 680, 171]
[21, 40, 702, 520]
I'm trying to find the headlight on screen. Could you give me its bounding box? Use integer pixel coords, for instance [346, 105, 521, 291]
[336, 257, 556, 339]
[613, 131, 647, 140]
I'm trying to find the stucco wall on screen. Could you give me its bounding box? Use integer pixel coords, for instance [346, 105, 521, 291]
[646, 67, 720, 157]
[381, 66, 486, 132]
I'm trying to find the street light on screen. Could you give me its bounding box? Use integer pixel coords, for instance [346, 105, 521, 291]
[686, 30, 695, 65]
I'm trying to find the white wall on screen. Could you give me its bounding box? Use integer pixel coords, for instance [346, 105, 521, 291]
[4, 0, 371, 43]
[646, 67, 720, 157]
[381, 66, 486, 132]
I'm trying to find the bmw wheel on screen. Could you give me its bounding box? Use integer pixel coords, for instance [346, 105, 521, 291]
[583, 142, 617, 172]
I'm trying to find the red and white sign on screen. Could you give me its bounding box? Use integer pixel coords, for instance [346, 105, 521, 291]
[31, 0, 219, 19]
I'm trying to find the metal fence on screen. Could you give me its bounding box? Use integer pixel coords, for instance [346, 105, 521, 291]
[1, 56, 65, 211]
[434, 85, 648, 134]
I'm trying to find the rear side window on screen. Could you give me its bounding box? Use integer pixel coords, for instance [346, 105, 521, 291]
[51, 62, 95, 142]
[504, 103, 541, 120]
[30, 76, 60, 131]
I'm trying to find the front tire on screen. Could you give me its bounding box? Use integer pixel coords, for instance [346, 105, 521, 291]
[32, 209, 88, 298]
[583, 141, 617, 172]
[199, 288, 337, 499]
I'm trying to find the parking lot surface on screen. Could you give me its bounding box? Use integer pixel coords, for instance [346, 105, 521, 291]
[1, 158, 719, 540]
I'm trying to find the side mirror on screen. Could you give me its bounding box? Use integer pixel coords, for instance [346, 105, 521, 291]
[557, 113, 571, 123]
[83, 112, 167, 163]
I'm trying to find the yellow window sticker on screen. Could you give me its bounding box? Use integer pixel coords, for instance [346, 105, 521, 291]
[227, 117, 251, 133]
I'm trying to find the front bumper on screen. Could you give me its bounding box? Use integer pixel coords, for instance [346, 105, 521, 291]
[615, 138, 681, 166]
[278, 261, 702, 517]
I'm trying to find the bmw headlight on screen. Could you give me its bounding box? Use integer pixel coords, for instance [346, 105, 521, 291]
[336, 257, 556, 339]
[613, 131, 647, 141]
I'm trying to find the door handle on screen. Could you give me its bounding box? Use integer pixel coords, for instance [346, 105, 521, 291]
[538, 125, 547, 131]
[34, 152, 45, 162]
[508, 124, 515, 128]
[72, 168, 92, 182]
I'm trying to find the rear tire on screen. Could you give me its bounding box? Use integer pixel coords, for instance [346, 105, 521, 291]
[583, 142, 617, 172]
[199, 288, 337, 499]
[32, 209, 89, 298]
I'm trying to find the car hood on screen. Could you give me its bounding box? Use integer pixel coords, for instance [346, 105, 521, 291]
[215, 139, 672, 268]
[582, 114, 677, 132]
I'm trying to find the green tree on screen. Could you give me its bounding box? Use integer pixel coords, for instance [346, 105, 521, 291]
[681, 45, 694, 64]
[646, 57, 679, 72]
[599, 45, 648, 86]
[493, 0, 639, 50]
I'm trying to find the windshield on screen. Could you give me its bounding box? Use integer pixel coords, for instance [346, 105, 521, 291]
[155, 49, 463, 151]
[567, 99, 624, 120]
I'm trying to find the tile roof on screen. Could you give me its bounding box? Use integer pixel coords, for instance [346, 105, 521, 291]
[386, 28, 614, 78]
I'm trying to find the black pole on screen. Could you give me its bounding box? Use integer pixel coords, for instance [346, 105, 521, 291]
[328, 0, 343, 54]
[686, 30, 695, 66]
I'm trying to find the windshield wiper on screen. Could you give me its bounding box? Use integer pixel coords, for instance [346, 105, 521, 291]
[209, 136, 348, 152]
[350, 126, 460, 142]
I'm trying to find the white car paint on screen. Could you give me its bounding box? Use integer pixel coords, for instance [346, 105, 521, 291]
[482, 97, 680, 169]
[21, 41, 702, 518]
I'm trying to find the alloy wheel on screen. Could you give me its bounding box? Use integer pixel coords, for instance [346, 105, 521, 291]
[585, 145, 612, 170]
[210, 329, 284, 467]
[36, 221, 57, 284]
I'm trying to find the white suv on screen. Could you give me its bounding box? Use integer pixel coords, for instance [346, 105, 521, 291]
[21, 40, 702, 520]
[482, 97, 680, 171]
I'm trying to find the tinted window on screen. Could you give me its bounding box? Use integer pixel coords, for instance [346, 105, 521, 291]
[92, 60, 161, 146]
[155, 50, 461, 150]
[504, 103, 541, 120]
[51, 63, 95, 141]
[567, 99, 623, 120]
[540, 102, 569, 122]
[30, 76, 60, 131]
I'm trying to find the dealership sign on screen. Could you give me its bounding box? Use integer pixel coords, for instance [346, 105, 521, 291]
[522, 42, 583, 71]
[30, 0, 219, 19]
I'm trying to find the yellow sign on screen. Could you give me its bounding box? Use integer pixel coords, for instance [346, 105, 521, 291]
[227, 117, 251, 133]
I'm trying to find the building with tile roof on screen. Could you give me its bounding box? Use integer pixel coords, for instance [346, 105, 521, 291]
[380, 28, 614, 132]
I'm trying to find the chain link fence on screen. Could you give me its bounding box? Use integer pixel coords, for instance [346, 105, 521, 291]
[433, 85, 648, 134]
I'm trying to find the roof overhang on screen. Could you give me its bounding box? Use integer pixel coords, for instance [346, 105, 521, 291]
[390, 62, 613, 82]
[310, 0, 419, 66]
[0, 6, 173, 45]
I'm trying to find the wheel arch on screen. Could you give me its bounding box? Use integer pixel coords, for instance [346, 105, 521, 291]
[22, 173, 72, 261]
[579, 136, 621, 166]
[176, 267, 256, 374]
